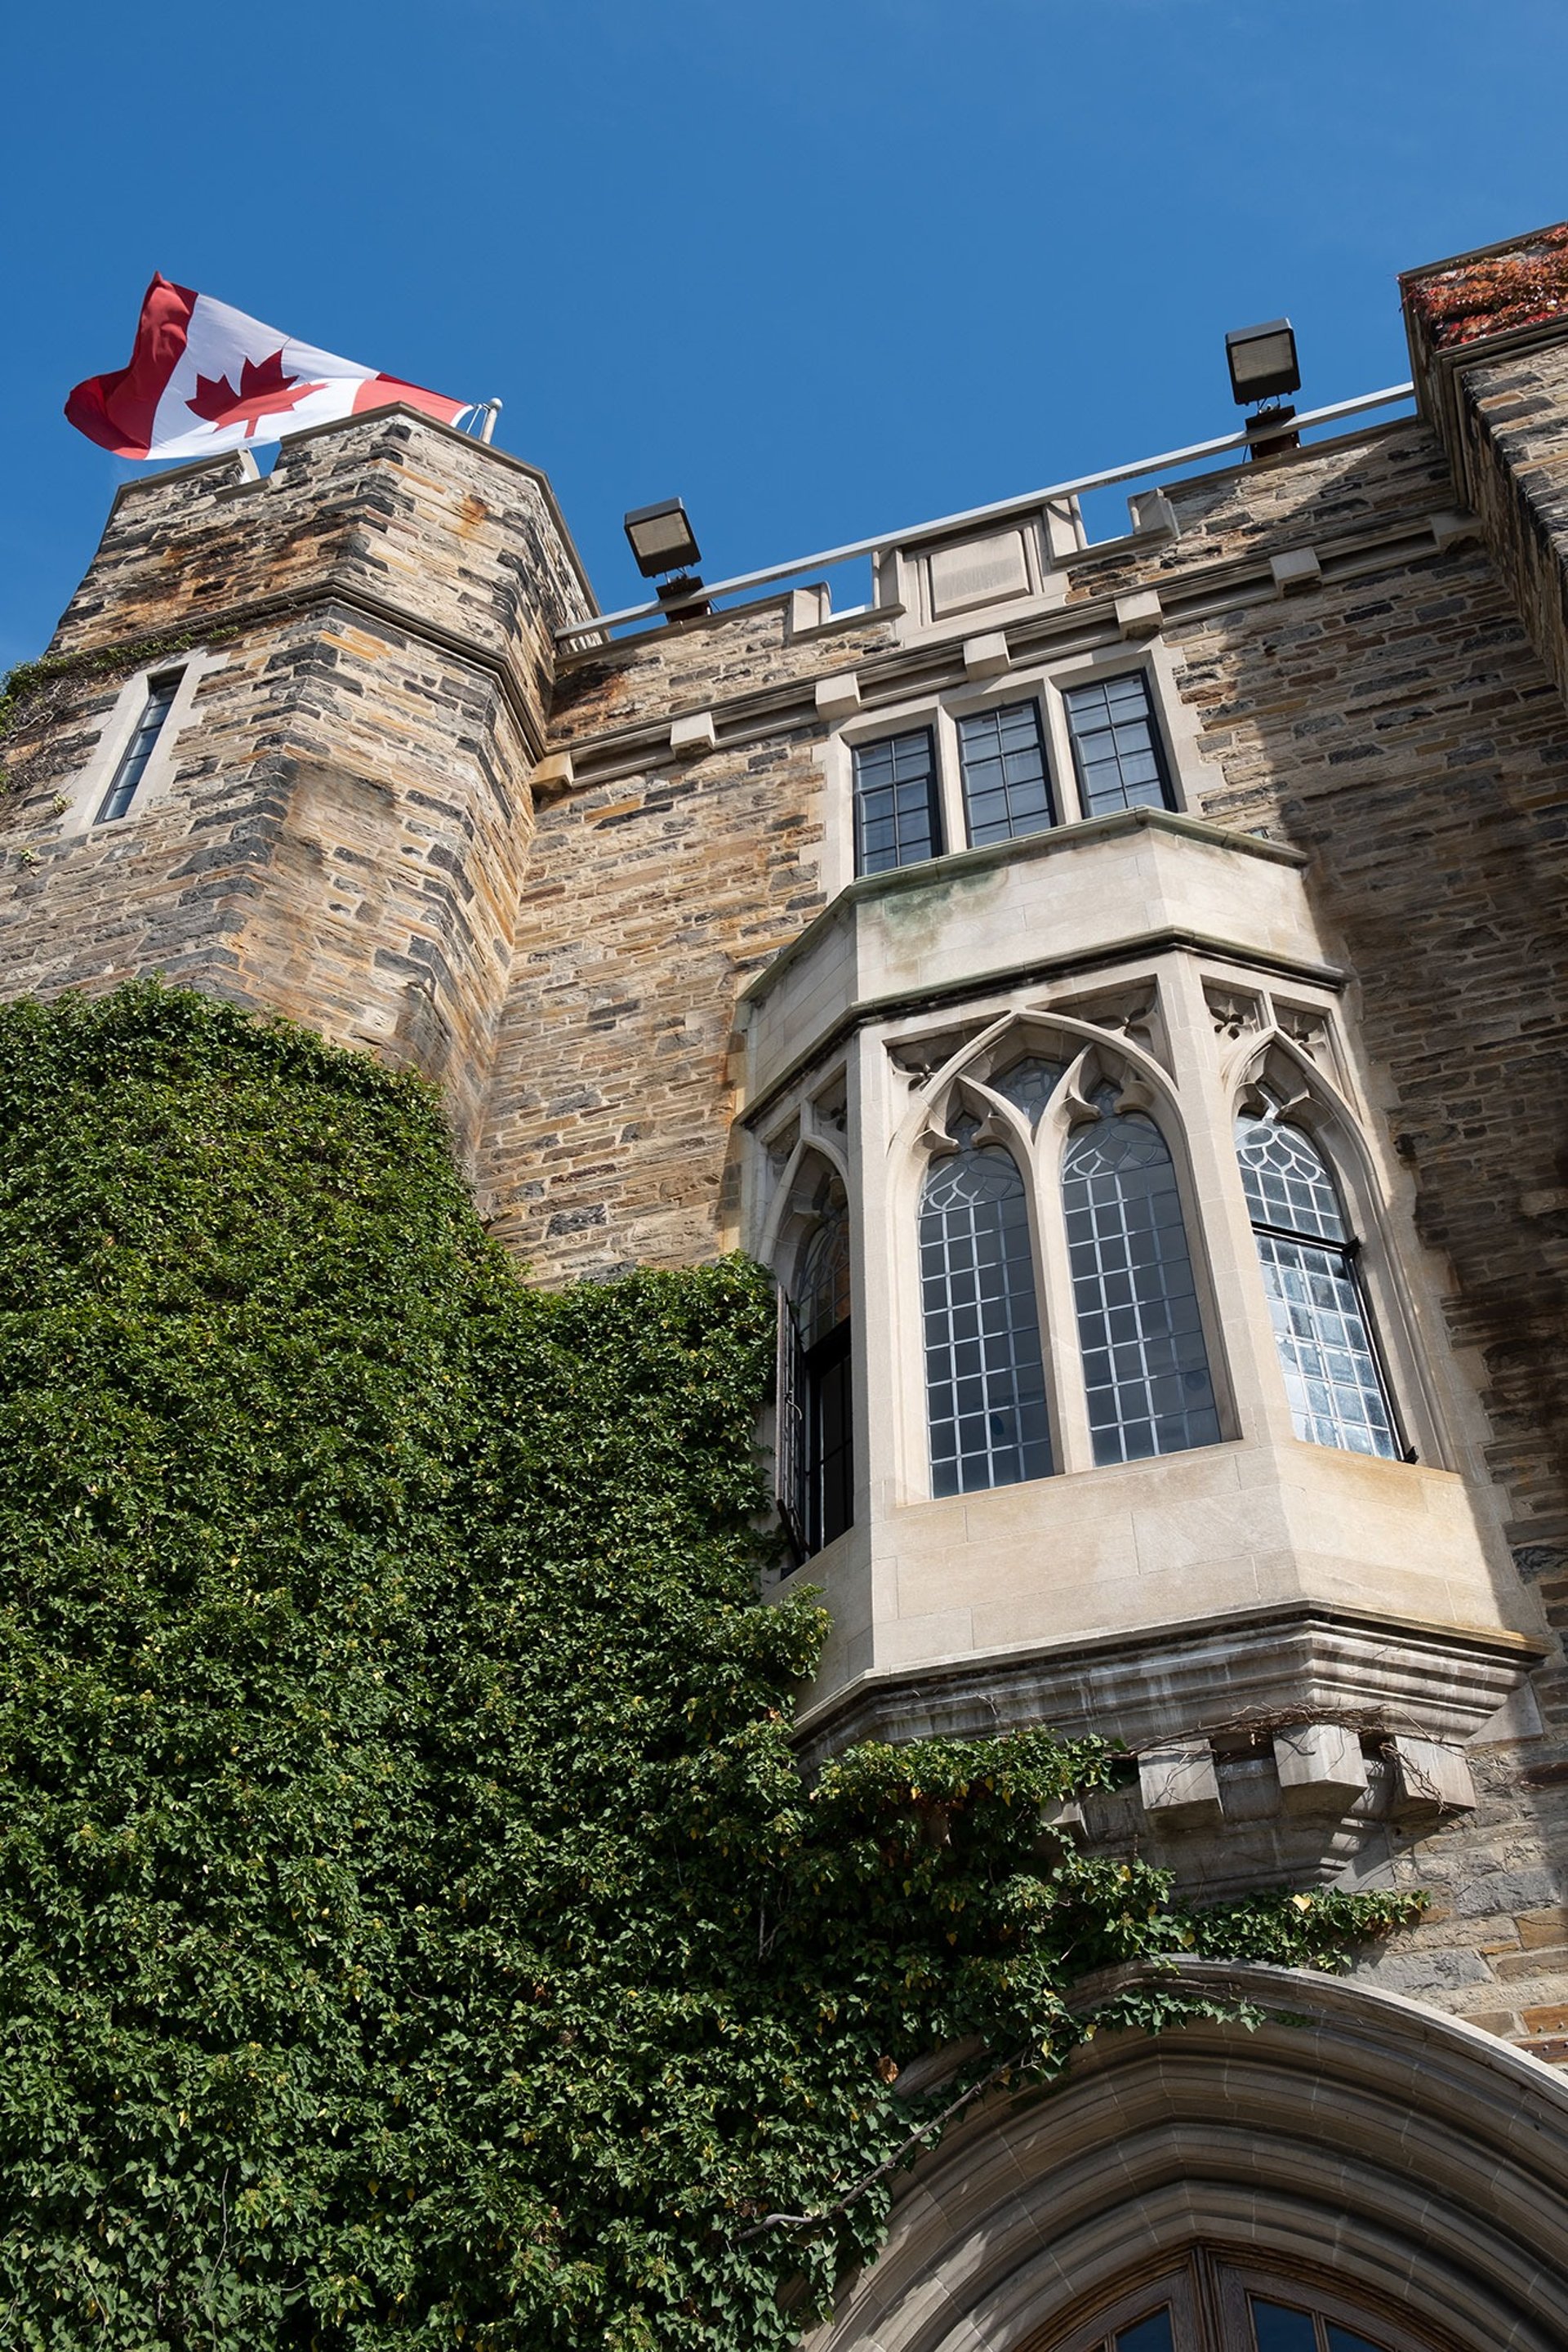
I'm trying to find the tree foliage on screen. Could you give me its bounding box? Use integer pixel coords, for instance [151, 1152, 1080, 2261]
[0, 984, 1419, 2350]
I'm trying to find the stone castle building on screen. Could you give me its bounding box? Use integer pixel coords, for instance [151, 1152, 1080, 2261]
[7, 221, 1568, 2350]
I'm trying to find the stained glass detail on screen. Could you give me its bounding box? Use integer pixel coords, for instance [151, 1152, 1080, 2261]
[1062, 1107, 1220, 1465]
[957, 699, 1057, 845]
[1062, 671, 1174, 818]
[1236, 1106, 1398, 1459]
[989, 1055, 1064, 1126]
[98, 673, 180, 824]
[920, 1120, 1052, 1495]
[853, 728, 941, 875]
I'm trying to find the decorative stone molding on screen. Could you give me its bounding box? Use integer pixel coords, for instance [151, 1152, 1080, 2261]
[800, 1963, 1568, 2352]
[961, 631, 1012, 681]
[793, 1600, 1541, 1771]
[1270, 546, 1322, 595]
[1138, 1744, 1223, 1829]
[669, 709, 718, 759]
[1273, 1721, 1370, 1815]
[814, 670, 862, 721]
[1115, 587, 1163, 639]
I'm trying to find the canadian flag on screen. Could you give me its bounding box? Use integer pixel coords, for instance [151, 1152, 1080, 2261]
[65, 274, 472, 461]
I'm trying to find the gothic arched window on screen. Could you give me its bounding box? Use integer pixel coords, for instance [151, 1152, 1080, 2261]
[782, 1186, 854, 1557]
[1235, 1098, 1398, 1459]
[920, 1117, 1052, 1495]
[1062, 1095, 1220, 1465]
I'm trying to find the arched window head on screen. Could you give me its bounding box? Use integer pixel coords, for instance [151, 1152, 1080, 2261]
[1063, 1086, 1220, 1466]
[1236, 1093, 1399, 1459]
[920, 1115, 1052, 1496]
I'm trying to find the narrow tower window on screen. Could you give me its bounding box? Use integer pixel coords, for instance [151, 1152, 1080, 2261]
[956, 700, 1056, 846]
[1235, 1099, 1398, 1458]
[920, 1116, 1052, 1496]
[1062, 1094, 1219, 1464]
[97, 673, 182, 824]
[853, 728, 941, 875]
[1062, 673, 1174, 818]
[781, 1187, 854, 1557]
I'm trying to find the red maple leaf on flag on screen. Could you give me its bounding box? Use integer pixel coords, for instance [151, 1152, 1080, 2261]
[185, 348, 327, 437]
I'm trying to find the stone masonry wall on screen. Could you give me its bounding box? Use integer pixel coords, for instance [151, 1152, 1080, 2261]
[6, 321, 1568, 2072]
[1116, 435, 1568, 2064]
[0, 412, 592, 1143]
[476, 409, 1568, 2066]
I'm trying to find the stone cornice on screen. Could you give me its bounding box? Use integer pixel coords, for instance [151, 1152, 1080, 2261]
[791, 1596, 1544, 1771]
[545, 497, 1457, 791]
[43, 580, 551, 767]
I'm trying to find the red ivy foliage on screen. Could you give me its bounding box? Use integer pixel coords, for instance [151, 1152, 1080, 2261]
[1409, 223, 1568, 351]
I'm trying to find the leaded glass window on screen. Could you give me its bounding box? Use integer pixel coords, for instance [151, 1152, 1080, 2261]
[1062, 1095, 1219, 1465]
[1062, 672, 1174, 818]
[97, 672, 182, 824]
[920, 1118, 1052, 1495]
[853, 728, 941, 875]
[791, 1192, 854, 1554]
[957, 699, 1056, 846]
[989, 1055, 1064, 1127]
[1236, 1103, 1398, 1459]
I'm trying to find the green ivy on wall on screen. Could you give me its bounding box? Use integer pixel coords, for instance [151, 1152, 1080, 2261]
[0, 983, 1419, 2352]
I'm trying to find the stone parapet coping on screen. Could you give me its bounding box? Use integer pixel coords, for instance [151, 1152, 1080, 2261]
[100, 403, 599, 613]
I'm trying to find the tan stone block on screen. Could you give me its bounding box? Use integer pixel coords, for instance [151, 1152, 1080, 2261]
[1492, 1946, 1568, 1981]
[1519, 1907, 1568, 1949]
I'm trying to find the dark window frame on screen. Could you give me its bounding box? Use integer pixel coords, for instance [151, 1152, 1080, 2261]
[1061, 668, 1177, 821]
[956, 696, 1058, 848]
[96, 670, 184, 826]
[852, 724, 942, 875]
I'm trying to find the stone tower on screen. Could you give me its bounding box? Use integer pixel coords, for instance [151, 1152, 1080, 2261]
[0, 406, 592, 1145]
[7, 225, 1568, 2351]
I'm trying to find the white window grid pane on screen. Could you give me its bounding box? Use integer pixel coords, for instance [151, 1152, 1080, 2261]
[1062, 673, 1174, 819]
[853, 728, 939, 874]
[956, 700, 1056, 847]
[1236, 1107, 1399, 1459]
[1236, 1115, 1347, 1240]
[920, 1129, 1052, 1496]
[1254, 1232, 1397, 1456]
[98, 676, 180, 824]
[1062, 1112, 1220, 1467]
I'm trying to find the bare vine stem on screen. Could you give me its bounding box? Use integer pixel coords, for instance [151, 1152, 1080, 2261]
[736, 2042, 1034, 2243]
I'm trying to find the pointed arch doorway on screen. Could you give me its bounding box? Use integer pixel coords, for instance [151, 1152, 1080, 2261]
[799, 1966, 1568, 2352]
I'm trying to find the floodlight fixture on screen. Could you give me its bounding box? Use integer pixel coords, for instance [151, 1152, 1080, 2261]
[623, 497, 702, 579]
[1225, 318, 1301, 408]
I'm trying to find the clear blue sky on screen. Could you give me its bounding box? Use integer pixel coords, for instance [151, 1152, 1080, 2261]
[3, 0, 1566, 666]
